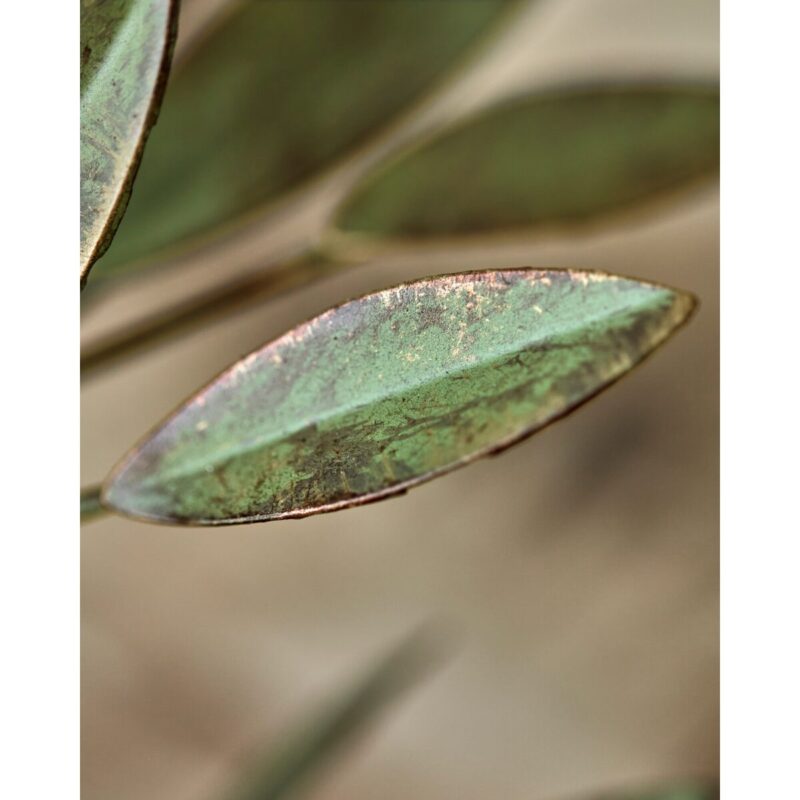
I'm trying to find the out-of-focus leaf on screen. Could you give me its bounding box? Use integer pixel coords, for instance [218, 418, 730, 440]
[80, 0, 179, 285]
[92, 0, 516, 278]
[224, 628, 443, 800]
[102, 269, 695, 525]
[587, 783, 718, 800]
[333, 85, 719, 243]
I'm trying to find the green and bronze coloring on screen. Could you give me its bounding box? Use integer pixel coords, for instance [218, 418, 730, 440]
[101, 269, 696, 525]
[80, 0, 178, 285]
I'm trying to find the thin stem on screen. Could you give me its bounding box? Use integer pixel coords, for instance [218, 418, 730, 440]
[81, 485, 109, 523]
[81, 251, 346, 379]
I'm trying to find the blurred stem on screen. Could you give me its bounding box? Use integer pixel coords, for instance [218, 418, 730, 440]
[225, 625, 449, 800]
[81, 250, 348, 379]
[80, 485, 109, 523]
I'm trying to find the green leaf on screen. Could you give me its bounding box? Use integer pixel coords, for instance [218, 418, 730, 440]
[102, 269, 695, 525]
[80, 0, 179, 285]
[590, 784, 718, 800]
[333, 84, 719, 243]
[223, 628, 442, 800]
[92, 0, 517, 278]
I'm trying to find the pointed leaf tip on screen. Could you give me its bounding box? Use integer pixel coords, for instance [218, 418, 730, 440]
[102, 269, 695, 525]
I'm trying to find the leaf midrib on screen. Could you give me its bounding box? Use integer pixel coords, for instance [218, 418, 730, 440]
[136, 297, 665, 489]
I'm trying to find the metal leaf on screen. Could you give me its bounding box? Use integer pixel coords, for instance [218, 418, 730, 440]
[102, 269, 695, 526]
[80, 0, 179, 285]
[91, 0, 516, 278]
[333, 84, 719, 243]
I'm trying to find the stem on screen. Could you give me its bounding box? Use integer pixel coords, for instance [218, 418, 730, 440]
[81, 250, 347, 379]
[80, 485, 109, 523]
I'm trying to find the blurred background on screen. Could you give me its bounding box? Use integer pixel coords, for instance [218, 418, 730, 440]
[81, 1, 719, 798]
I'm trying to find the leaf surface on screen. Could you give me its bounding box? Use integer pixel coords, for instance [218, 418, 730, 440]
[92, 0, 515, 277]
[334, 85, 719, 242]
[80, 0, 178, 284]
[103, 269, 695, 525]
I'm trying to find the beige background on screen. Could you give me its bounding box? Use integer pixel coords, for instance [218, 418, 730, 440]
[81, 2, 719, 798]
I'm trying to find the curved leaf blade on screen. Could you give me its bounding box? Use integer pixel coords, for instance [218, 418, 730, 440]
[91, 0, 516, 278]
[80, 0, 179, 284]
[334, 85, 719, 242]
[103, 269, 696, 525]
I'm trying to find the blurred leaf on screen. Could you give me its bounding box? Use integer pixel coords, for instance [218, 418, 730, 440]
[92, 0, 517, 278]
[101, 269, 695, 525]
[223, 628, 443, 800]
[333, 84, 719, 243]
[80, 0, 179, 285]
[587, 783, 718, 800]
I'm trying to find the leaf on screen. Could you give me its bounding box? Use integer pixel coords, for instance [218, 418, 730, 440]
[80, 0, 179, 285]
[588, 784, 718, 800]
[223, 628, 443, 800]
[333, 84, 719, 243]
[91, 0, 517, 278]
[102, 269, 695, 525]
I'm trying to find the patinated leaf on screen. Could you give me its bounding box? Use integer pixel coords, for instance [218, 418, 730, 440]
[80, 0, 179, 285]
[333, 85, 719, 242]
[103, 269, 695, 525]
[91, 0, 516, 278]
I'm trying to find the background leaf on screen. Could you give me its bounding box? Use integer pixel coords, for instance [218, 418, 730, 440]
[223, 628, 443, 800]
[333, 84, 719, 244]
[80, 0, 178, 284]
[586, 784, 718, 800]
[91, 0, 516, 278]
[102, 269, 695, 525]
